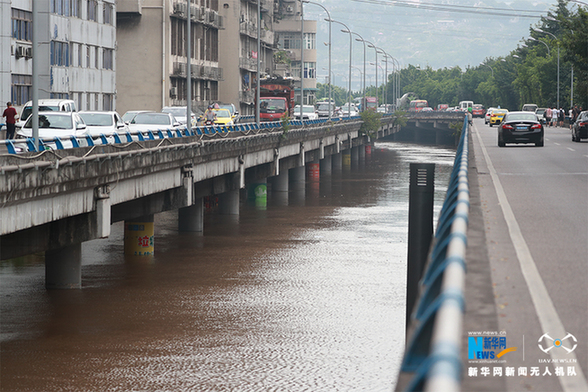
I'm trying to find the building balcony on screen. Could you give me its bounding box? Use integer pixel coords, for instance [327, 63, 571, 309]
[239, 90, 255, 104]
[172, 62, 223, 81]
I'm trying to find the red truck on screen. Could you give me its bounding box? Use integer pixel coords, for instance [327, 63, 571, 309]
[257, 77, 295, 121]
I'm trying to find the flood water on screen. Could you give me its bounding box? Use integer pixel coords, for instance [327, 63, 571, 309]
[1, 141, 455, 392]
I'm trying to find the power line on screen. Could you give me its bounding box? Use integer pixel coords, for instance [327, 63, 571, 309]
[349, 0, 550, 18]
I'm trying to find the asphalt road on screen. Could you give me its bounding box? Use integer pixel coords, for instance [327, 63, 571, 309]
[463, 118, 588, 392]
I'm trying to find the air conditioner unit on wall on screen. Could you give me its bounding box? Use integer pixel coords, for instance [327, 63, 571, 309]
[25, 47, 32, 59]
[286, 6, 293, 13]
[170, 87, 178, 97]
[15, 46, 26, 59]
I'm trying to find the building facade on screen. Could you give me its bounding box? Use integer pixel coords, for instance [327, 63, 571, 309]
[218, 0, 275, 117]
[116, 0, 224, 116]
[273, 0, 316, 105]
[0, 0, 117, 113]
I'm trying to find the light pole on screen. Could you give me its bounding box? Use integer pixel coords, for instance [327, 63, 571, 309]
[326, 19, 352, 119]
[533, 27, 559, 109]
[370, 61, 384, 108]
[479, 63, 494, 77]
[366, 41, 378, 105]
[351, 66, 363, 92]
[304, 1, 331, 120]
[351, 33, 366, 111]
[528, 36, 550, 55]
[255, 0, 260, 125]
[300, 0, 304, 119]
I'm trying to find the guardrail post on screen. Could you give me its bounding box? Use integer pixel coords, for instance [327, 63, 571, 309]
[406, 162, 435, 331]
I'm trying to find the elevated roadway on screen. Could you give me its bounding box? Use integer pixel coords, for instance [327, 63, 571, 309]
[462, 119, 588, 392]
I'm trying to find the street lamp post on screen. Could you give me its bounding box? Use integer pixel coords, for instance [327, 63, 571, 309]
[479, 63, 494, 77]
[326, 19, 353, 119]
[366, 41, 378, 105]
[528, 36, 550, 55]
[300, 0, 304, 119]
[352, 33, 366, 112]
[304, 1, 332, 120]
[533, 27, 559, 109]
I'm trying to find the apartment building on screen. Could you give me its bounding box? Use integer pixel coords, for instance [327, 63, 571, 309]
[0, 0, 117, 112]
[273, 0, 317, 105]
[218, 0, 275, 117]
[116, 0, 224, 115]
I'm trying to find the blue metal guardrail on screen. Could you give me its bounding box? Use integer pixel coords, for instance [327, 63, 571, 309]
[399, 116, 469, 391]
[1, 115, 366, 154]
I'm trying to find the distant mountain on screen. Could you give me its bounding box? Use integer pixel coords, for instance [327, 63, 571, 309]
[302, 0, 559, 88]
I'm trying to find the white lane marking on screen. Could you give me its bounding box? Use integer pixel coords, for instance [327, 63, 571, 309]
[474, 126, 588, 392]
[567, 148, 575, 152]
[554, 142, 561, 146]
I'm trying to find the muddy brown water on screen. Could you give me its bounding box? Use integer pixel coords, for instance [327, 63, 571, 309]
[1, 141, 455, 391]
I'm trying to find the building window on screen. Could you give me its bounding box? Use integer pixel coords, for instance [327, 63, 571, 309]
[303, 33, 315, 50]
[87, 0, 97, 21]
[71, 0, 81, 17]
[103, 94, 112, 111]
[304, 62, 316, 78]
[11, 74, 32, 105]
[50, 41, 70, 66]
[51, 0, 72, 16]
[279, 33, 300, 50]
[103, 2, 113, 25]
[94, 46, 99, 68]
[103, 48, 113, 70]
[11, 9, 32, 41]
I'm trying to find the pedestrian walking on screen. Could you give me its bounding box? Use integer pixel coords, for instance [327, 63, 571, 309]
[558, 107, 564, 128]
[551, 107, 558, 127]
[545, 107, 552, 127]
[2, 102, 18, 139]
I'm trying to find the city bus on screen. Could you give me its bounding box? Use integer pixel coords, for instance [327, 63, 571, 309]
[409, 100, 428, 112]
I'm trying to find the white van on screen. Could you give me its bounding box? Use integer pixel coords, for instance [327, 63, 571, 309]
[522, 104, 538, 112]
[17, 99, 77, 129]
[459, 101, 474, 111]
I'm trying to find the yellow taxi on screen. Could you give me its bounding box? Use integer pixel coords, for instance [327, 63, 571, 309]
[489, 109, 508, 126]
[211, 108, 234, 126]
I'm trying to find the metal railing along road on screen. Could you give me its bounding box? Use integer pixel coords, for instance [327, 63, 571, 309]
[399, 116, 469, 391]
[1, 116, 363, 154]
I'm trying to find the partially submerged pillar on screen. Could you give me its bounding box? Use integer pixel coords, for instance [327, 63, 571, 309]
[124, 215, 155, 256]
[218, 189, 240, 215]
[179, 197, 204, 232]
[45, 243, 82, 289]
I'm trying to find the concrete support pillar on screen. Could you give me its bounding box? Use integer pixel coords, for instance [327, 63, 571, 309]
[248, 179, 267, 208]
[436, 130, 443, 145]
[289, 166, 306, 185]
[343, 150, 351, 170]
[124, 215, 155, 256]
[45, 244, 82, 289]
[289, 166, 306, 206]
[332, 152, 342, 172]
[307, 161, 320, 182]
[218, 189, 240, 215]
[358, 145, 365, 160]
[178, 197, 204, 232]
[365, 144, 372, 158]
[320, 155, 332, 176]
[269, 171, 288, 192]
[351, 146, 360, 169]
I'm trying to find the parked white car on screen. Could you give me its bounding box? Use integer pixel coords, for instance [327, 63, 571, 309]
[293, 105, 319, 120]
[78, 111, 129, 138]
[16, 99, 77, 130]
[127, 112, 182, 133]
[16, 112, 87, 149]
[161, 106, 198, 127]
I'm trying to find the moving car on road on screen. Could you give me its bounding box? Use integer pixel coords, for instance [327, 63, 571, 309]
[485, 107, 498, 124]
[572, 110, 588, 142]
[498, 111, 544, 147]
[489, 109, 508, 126]
[161, 106, 198, 127]
[293, 105, 319, 120]
[472, 104, 485, 118]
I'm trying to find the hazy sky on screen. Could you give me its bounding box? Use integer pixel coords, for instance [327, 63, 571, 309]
[301, 0, 563, 88]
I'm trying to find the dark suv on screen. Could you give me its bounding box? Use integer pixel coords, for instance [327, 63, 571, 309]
[572, 111, 588, 142]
